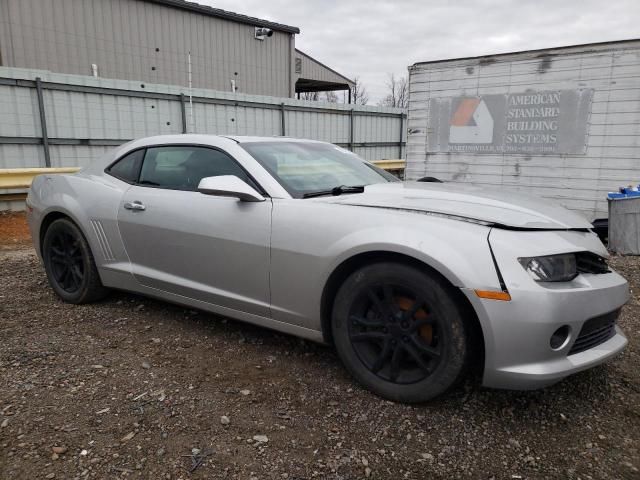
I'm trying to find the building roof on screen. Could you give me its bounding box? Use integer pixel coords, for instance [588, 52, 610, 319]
[411, 38, 640, 67]
[145, 0, 300, 34]
[295, 49, 354, 85]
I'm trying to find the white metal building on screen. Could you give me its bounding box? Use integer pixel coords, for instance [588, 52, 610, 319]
[406, 39, 640, 221]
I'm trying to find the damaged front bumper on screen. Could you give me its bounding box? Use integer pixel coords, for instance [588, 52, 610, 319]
[466, 228, 629, 390]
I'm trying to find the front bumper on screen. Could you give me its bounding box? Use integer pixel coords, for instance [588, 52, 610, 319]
[467, 228, 629, 390]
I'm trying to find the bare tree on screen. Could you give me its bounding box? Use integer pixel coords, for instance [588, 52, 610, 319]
[379, 73, 408, 108]
[324, 91, 339, 103]
[298, 91, 338, 102]
[299, 91, 320, 101]
[350, 76, 369, 105]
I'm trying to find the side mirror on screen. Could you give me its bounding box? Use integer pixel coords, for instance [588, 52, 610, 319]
[197, 175, 265, 202]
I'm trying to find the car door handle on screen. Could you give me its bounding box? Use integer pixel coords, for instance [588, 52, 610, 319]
[123, 201, 146, 211]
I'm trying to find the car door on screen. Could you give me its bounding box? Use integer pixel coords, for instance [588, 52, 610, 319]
[116, 145, 272, 317]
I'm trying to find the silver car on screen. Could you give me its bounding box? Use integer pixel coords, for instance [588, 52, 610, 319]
[26, 135, 629, 402]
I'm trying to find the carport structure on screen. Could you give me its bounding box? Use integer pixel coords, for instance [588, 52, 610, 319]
[294, 49, 355, 102]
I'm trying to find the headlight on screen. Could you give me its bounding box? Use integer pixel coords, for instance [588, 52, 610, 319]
[518, 253, 577, 282]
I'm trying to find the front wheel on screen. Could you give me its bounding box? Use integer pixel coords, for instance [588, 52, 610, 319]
[42, 218, 109, 304]
[331, 262, 469, 403]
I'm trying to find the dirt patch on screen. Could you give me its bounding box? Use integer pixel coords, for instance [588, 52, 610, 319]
[0, 211, 31, 249]
[0, 248, 639, 479]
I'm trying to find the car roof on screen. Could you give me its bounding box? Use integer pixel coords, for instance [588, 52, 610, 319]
[128, 134, 328, 146]
[223, 135, 326, 144]
[82, 134, 337, 174]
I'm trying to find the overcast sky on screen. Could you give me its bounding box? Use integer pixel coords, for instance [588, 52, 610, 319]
[198, 0, 639, 103]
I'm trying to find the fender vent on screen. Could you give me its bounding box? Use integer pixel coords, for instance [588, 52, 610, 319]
[90, 220, 115, 261]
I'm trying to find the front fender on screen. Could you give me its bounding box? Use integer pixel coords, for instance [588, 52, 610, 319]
[319, 222, 499, 292]
[269, 200, 502, 331]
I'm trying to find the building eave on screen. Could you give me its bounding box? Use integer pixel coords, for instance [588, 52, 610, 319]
[411, 38, 640, 67]
[144, 0, 300, 34]
[295, 49, 354, 86]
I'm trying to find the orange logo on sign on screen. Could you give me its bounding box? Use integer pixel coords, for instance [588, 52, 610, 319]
[449, 98, 494, 144]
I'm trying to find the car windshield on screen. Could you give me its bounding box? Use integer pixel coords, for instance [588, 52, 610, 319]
[240, 141, 397, 198]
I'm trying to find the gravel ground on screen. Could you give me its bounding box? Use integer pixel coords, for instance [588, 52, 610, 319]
[0, 220, 639, 479]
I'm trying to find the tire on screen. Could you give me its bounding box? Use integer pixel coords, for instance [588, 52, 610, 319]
[331, 262, 468, 403]
[42, 218, 109, 304]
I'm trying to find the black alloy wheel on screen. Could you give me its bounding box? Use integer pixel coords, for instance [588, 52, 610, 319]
[42, 218, 109, 304]
[348, 284, 444, 385]
[332, 262, 469, 403]
[48, 227, 85, 293]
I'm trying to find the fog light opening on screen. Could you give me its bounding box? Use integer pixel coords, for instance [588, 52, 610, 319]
[550, 325, 571, 350]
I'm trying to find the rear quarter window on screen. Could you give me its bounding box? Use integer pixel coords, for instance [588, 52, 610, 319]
[106, 149, 145, 183]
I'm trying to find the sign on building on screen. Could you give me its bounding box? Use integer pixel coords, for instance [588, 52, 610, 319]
[427, 89, 593, 154]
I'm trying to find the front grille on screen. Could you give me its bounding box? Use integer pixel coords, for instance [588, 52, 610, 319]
[568, 309, 619, 355]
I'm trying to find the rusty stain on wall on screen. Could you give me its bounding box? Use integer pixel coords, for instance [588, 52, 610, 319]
[452, 163, 469, 180]
[537, 54, 554, 74]
[478, 58, 497, 66]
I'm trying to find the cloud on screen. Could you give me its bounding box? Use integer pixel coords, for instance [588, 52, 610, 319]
[197, 0, 640, 103]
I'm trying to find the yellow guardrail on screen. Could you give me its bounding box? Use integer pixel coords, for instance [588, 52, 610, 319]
[372, 160, 406, 171]
[0, 167, 81, 189]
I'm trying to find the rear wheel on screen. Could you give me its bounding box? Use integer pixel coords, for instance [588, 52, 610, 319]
[42, 218, 109, 304]
[331, 262, 468, 403]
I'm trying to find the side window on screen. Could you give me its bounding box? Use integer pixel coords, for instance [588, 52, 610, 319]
[139, 146, 252, 191]
[107, 149, 145, 183]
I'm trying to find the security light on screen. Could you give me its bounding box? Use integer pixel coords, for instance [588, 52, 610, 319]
[255, 27, 273, 40]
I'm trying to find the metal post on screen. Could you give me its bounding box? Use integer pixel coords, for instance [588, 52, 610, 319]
[180, 93, 187, 134]
[35, 77, 51, 167]
[349, 109, 354, 151]
[280, 103, 286, 136]
[398, 113, 404, 159]
[188, 51, 194, 132]
[288, 34, 294, 98]
[348, 87, 352, 105]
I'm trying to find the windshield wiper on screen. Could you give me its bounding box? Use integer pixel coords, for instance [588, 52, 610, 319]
[302, 185, 365, 199]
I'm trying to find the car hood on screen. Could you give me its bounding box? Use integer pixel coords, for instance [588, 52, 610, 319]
[322, 182, 592, 229]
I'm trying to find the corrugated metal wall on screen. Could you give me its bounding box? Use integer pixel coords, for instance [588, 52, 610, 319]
[406, 40, 640, 221]
[0, 66, 406, 171]
[0, 0, 293, 97]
